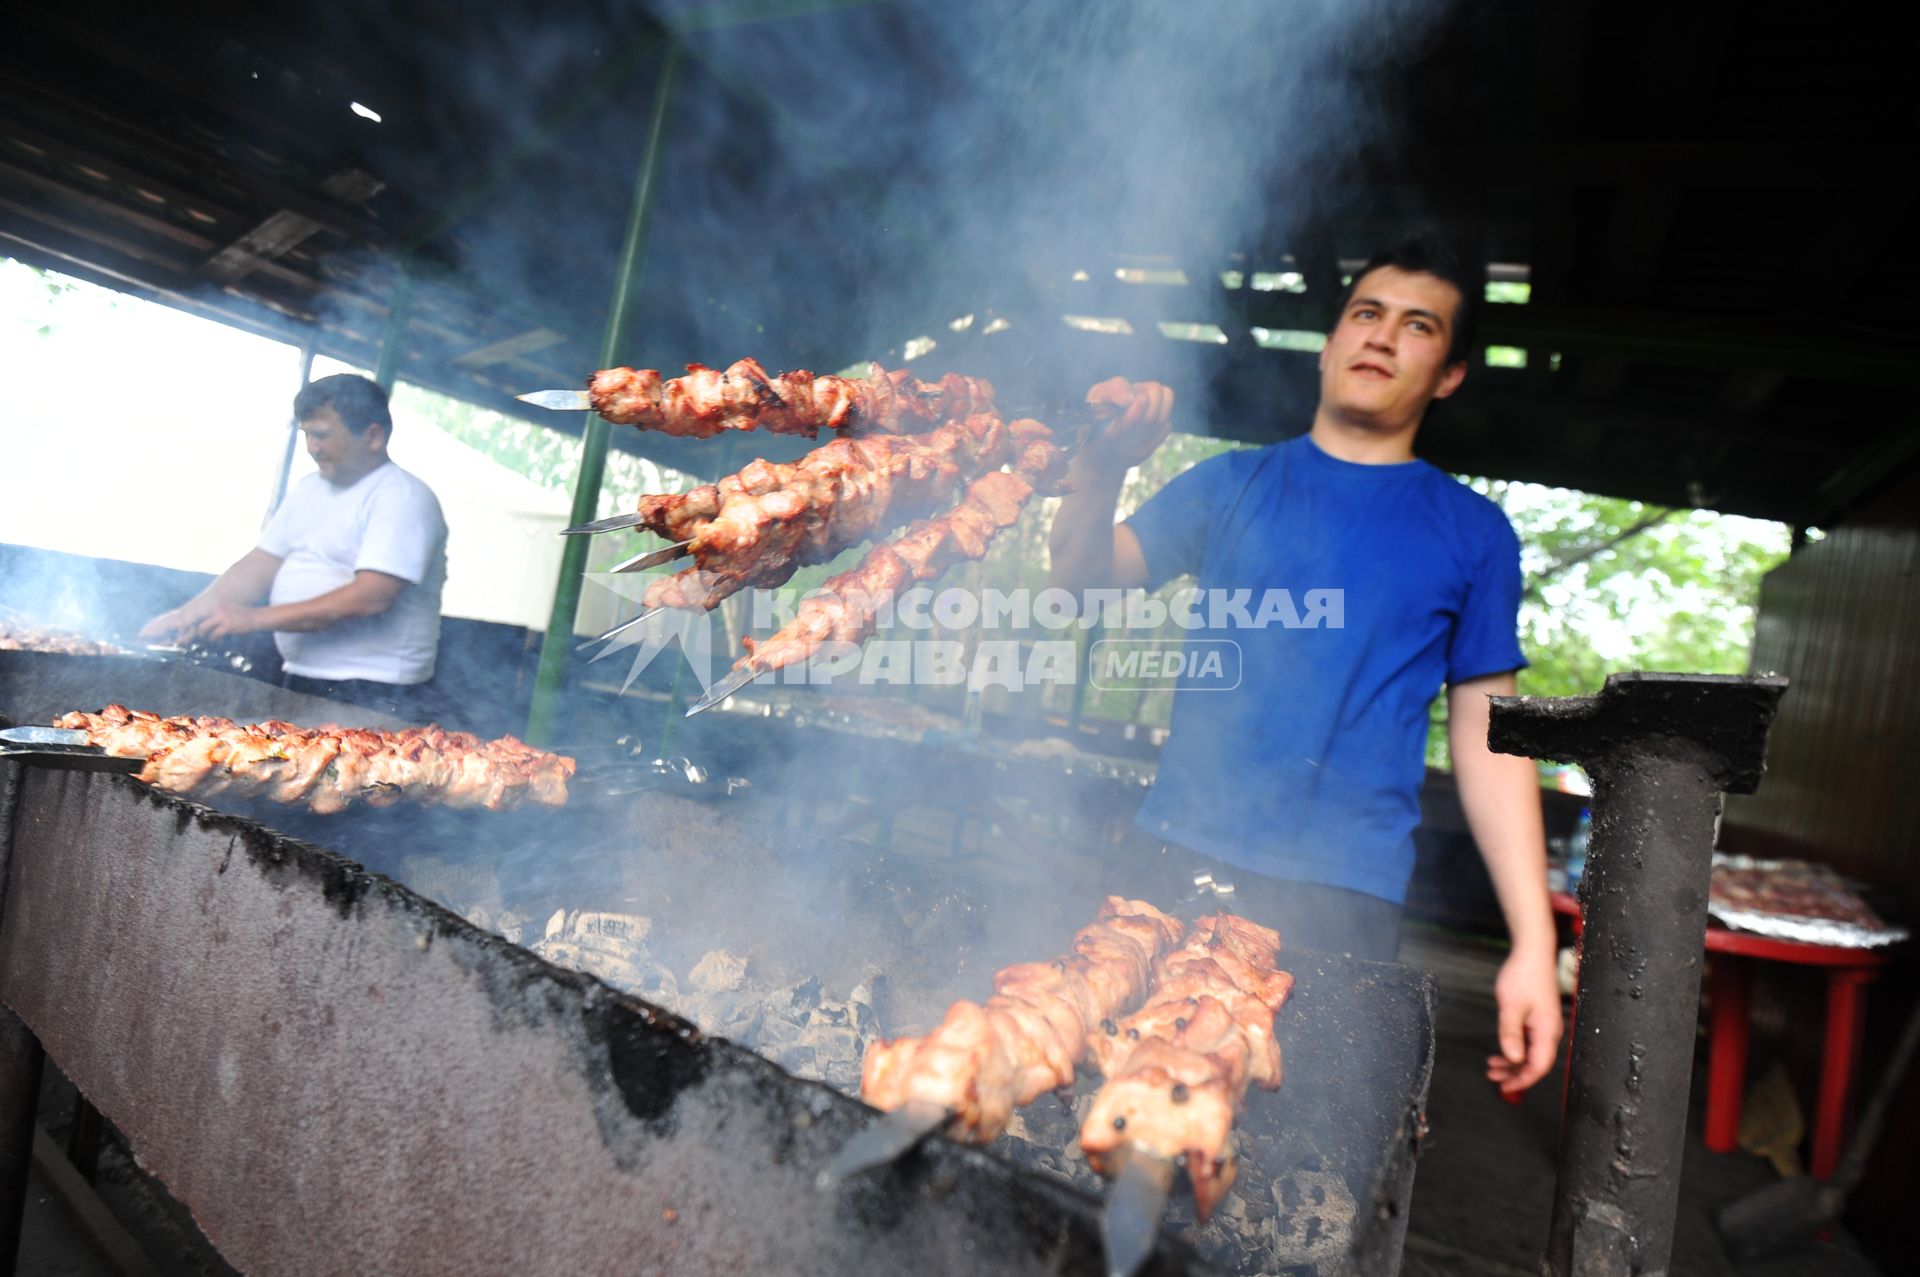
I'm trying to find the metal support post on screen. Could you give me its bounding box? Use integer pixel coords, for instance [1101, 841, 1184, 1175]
[0, 762, 43, 1277]
[1489, 672, 1787, 1277]
[373, 264, 414, 392]
[265, 342, 317, 525]
[527, 43, 683, 745]
[0, 1007, 41, 1277]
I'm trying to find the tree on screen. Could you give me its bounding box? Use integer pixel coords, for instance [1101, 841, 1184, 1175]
[1425, 480, 1792, 767]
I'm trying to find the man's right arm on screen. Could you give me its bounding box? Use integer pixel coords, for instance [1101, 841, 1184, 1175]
[140, 548, 283, 640]
[1048, 459, 1148, 592]
[1048, 378, 1174, 593]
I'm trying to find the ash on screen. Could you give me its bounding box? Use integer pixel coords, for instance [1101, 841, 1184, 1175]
[478, 905, 882, 1094]
[992, 1086, 1357, 1277]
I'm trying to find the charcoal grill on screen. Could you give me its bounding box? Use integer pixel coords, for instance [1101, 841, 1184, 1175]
[0, 653, 1792, 1275]
[0, 651, 1435, 1275]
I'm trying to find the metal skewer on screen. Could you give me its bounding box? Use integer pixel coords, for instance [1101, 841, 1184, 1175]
[815, 1102, 953, 1190]
[1102, 1150, 1177, 1277]
[576, 608, 663, 652]
[684, 664, 760, 717]
[521, 385, 1113, 437]
[561, 512, 661, 536]
[0, 727, 89, 747]
[0, 727, 145, 775]
[610, 542, 693, 573]
[517, 389, 591, 412]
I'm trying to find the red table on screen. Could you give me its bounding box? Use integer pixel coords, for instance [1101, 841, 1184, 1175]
[1550, 889, 1892, 1178]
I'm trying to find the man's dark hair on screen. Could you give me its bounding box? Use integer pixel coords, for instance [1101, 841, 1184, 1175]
[293, 373, 393, 436]
[1336, 233, 1483, 365]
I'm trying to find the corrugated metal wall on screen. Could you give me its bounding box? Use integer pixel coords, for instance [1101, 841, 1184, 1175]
[1722, 467, 1920, 916]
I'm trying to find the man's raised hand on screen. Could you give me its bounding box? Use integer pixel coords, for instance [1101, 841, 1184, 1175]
[1082, 377, 1175, 475]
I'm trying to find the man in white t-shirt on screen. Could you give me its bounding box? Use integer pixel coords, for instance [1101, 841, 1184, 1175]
[142, 374, 449, 719]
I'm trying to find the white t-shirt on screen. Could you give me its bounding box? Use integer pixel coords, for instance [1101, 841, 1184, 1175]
[259, 462, 448, 684]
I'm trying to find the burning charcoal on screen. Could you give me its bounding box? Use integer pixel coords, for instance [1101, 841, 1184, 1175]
[847, 973, 886, 1031]
[1210, 1191, 1250, 1234]
[688, 949, 750, 995]
[788, 975, 823, 1012]
[754, 1013, 803, 1053]
[1238, 1171, 1277, 1224]
[525, 909, 663, 996]
[528, 940, 652, 992]
[572, 911, 652, 950]
[1267, 1169, 1356, 1270]
[717, 999, 767, 1042]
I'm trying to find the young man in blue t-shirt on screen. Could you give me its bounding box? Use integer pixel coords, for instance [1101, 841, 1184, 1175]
[1050, 237, 1562, 1096]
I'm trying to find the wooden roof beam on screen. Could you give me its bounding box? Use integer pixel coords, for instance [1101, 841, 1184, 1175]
[1805, 417, 1920, 526]
[202, 168, 384, 284]
[0, 71, 388, 247]
[1710, 198, 1895, 419]
[451, 328, 568, 370]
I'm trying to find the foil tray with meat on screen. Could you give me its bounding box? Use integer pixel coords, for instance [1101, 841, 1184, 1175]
[1709, 853, 1909, 948]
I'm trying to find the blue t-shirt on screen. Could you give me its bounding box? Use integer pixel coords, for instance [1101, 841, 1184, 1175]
[1124, 435, 1526, 904]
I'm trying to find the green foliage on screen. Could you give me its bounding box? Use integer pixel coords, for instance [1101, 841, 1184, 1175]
[1423, 480, 1792, 768]
[5, 260, 89, 338]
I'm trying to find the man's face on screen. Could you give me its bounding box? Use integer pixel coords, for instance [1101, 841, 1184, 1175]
[299, 406, 386, 485]
[1318, 266, 1468, 431]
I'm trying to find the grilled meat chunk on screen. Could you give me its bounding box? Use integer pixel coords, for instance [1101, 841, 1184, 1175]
[587, 358, 993, 439]
[860, 898, 1182, 1144]
[1080, 912, 1294, 1221]
[56, 706, 576, 814]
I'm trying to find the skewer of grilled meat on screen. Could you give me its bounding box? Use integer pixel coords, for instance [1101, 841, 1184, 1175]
[588, 358, 995, 439]
[0, 620, 126, 657]
[860, 897, 1184, 1144]
[621, 406, 1020, 554]
[639, 411, 1040, 613]
[1079, 913, 1295, 1221]
[54, 705, 576, 814]
[724, 419, 1067, 675]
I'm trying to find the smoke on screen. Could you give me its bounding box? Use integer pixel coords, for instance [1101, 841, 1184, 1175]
[84, 0, 1471, 1033]
[288, 1, 1462, 401]
[650, 0, 1458, 370]
[351, 0, 1473, 923]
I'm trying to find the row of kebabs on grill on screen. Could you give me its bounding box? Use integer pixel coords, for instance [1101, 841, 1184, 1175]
[55, 704, 576, 814]
[0, 619, 126, 657]
[583, 359, 1078, 681]
[859, 897, 1294, 1220]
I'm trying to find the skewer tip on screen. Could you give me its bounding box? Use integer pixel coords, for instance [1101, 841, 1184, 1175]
[816, 1103, 951, 1190]
[611, 541, 693, 574]
[1103, 1151, 1177, 1277]
[517, 389, 592, 412]
[684, 665, 759, 717]
[561, 512, 655, 536]
[576, 607, 663, 653]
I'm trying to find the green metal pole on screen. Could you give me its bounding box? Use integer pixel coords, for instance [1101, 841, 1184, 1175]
[373, 263, 413, 391]
[526, 42, 683, 745]
[654, 432, 738, 749]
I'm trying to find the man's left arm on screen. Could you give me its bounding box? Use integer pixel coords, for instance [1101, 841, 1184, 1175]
[189, 571, 407, 640]
[1448, 670, 1564, 1094]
